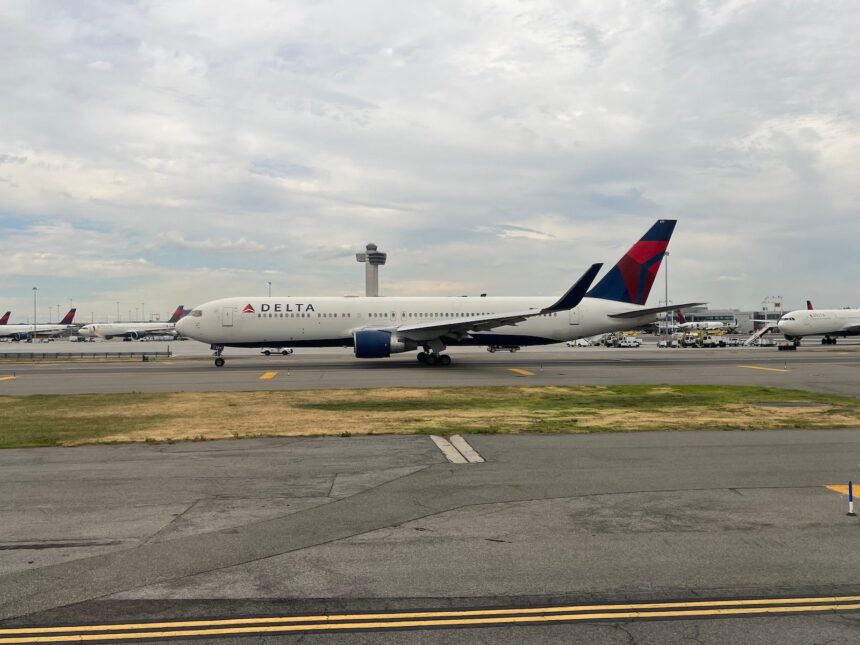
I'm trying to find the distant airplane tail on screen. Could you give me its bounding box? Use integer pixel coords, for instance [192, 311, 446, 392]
[167, 305, 185, 323]
[0, 311, 9, 325]
[674, 309, 686, 324]
[586, 219, 676, 305]
[807, 300, 814, 310]
[59, 308, 76, 325]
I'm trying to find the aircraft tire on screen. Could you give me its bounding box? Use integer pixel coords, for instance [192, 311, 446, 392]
[417, 352, 428, 363]
[214, 357, 225, 367]
[426, 354, 439, 366]
[439, 355, 452, 366]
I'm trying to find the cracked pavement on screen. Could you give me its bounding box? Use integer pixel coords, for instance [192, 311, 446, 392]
[2, 430, 860, 643]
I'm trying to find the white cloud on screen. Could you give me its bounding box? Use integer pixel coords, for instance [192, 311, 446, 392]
[1, 0, 858, 316]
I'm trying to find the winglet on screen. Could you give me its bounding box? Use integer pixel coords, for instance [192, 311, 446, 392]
[544, 263, 603, 313]
[0, 311, 9, 325]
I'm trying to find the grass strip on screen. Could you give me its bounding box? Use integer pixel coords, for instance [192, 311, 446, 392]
[1, 385, 859, 449]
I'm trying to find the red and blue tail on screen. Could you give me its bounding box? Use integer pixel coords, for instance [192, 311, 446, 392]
[59, 308, 76, 325]
[586, 220, 675, 305]
[0, 311, 9, 325]
[167, 305, 185, 323]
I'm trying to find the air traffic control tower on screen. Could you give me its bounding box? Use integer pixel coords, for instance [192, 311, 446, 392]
[355, 243, 387, 297]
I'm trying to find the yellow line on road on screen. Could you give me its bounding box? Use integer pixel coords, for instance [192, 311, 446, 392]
[826, 485, 849, 495]
[259, 371, 278, 380]
[0, 375, 16, 381]
[738, 365, 789, 373]
[4, 596, 860, 641]
[4, 603, 860, 642]
[508, 368, 535, 377]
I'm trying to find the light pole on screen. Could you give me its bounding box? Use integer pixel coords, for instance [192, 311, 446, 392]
[141, 302, 145, 321]
[32, 287, 37, 341]
[116, 302, 120, 322]
[267, 281, 272, 297]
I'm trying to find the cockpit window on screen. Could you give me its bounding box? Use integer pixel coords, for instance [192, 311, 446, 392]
[190, 309, 203, 317]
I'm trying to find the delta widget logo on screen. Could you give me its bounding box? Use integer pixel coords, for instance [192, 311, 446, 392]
[242, 304, 255, 314]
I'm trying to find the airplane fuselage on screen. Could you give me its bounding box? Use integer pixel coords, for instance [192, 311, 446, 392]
[78, 322, 178, 339]
[778, 309, 860, 339]
[178, 295, 658, 350]
[0, 323, 77, 339]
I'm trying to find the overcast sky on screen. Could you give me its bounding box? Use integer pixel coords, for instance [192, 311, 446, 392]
[1, 0, 858, 322]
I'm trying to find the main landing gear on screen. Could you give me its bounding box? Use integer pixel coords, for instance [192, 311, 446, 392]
[211, 344, 226, 367]
[821, 336, 837, 345]
[417, 351, 452, 367]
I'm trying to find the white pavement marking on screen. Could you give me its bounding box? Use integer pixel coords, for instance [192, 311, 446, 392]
[449, 435, 485, 463]
[429, 436, 468, 464]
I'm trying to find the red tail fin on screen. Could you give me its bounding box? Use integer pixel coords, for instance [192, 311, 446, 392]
[674, 309, 686, 324]
[806, 300, 814, 310]
[167, 305, 185, 323]
[59, 308, 76, 325]
[0, 311, 9, 325]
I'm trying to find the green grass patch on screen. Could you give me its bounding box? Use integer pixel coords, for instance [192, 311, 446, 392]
[1, 385, 859, 449]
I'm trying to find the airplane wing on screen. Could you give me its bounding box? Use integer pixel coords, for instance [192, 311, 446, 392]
[608, 302, 707, 319]
[391, 263, 603, 339]
[840, 324, 860, 334]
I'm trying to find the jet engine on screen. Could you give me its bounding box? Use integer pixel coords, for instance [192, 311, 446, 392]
[128, 331, 148, 340]
[353, 330, 416, 358]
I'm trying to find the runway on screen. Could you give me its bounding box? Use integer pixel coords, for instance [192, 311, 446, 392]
[2, 430, 860, 643]
[2, 341, 860, 395]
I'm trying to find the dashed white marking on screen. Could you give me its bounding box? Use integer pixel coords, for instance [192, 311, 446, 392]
[430, 435, 467, 464]
[449, 435, 485, 463]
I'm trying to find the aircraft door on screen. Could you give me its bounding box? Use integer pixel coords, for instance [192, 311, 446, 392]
[569, 308, 581, 325]
[221, 307, 234, 327]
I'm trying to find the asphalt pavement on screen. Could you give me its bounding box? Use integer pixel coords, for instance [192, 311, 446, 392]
[2, 430, 860, 643]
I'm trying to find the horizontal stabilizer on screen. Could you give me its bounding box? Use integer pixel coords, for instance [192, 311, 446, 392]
[609, 302, 706, 320]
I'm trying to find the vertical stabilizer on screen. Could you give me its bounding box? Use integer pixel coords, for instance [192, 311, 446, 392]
[806, 300, 814, 310]
[586, 220, 676, 305]
[168, 305, 186, 323]
[59, 308, 76, 325]
[0, 311, 9, 325]
[675, 309, 686, 324]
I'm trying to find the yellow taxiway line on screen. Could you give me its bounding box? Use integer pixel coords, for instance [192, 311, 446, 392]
[738, 365, 789, 373]
[258, 371, 278, 380]
[508, 368, 535, 377]
[0, 375, 17, 381]
[3, 596, 860, 642]
[826, 484, 850, 495]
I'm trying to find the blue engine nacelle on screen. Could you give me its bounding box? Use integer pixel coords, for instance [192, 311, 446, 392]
[353, 330, 416, 359]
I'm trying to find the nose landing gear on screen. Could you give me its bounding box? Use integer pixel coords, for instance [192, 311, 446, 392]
[211, 345, 226, 367]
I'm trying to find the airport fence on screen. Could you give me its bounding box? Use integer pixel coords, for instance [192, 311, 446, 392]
[0, 351, 172, 361]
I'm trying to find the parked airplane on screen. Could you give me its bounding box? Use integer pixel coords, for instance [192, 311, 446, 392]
[0, 312, 9, 325]
[178, 220, 702, 367]
[674, 309, 737, 332]
[77, 306, 186, 340]
[0, 308, 77, 340]
[777, 304, 860, 345]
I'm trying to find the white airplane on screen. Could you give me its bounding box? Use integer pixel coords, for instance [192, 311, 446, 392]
[78, 306, 187, 340]
[0, 308, 77, 341]
[673, 309, 737, 332]
[777, 301, 860, 345]
[178, 220, 703, 367]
